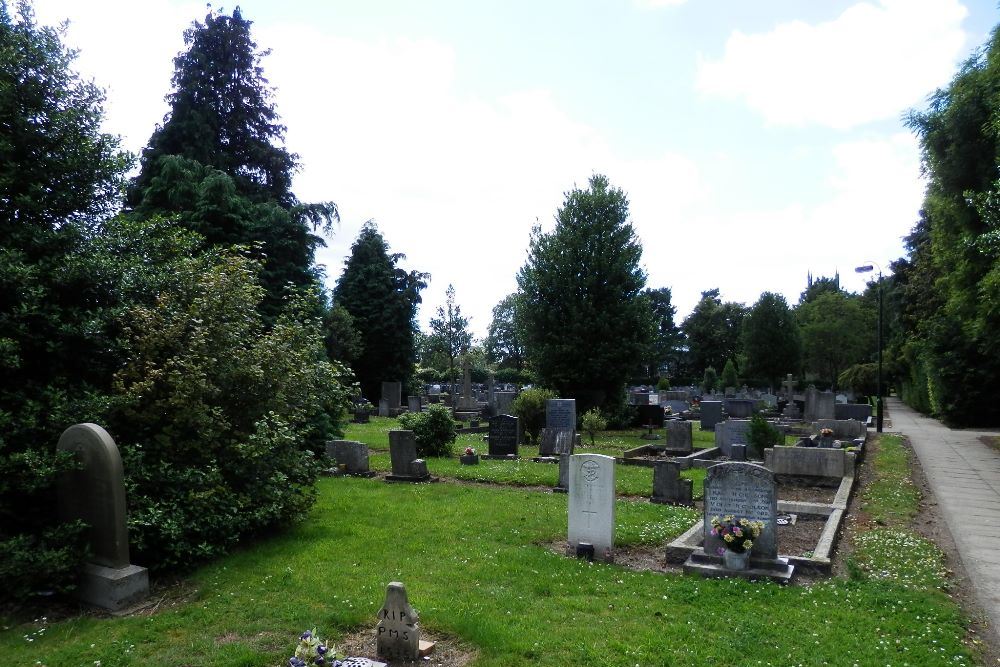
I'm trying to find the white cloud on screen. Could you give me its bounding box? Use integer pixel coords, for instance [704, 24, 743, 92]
[696, 0, 968, 129]
[633, 0, 689, 8]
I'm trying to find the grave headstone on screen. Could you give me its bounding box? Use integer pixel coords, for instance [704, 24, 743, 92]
[835, 403, 872, 422]
[660, 390, 689, 401]
[714, 419, 752, 457]
[539, 427, 575, 456]
[387, 430, 431, 482]
[700, 400, 724, 432]
[636, 404, 664, 427]
[381, 381, 402, 411]
[376, 582, 420, 662]
[703, 462, 777, 559]
[486, 414, 519, 458]
[57, 424, 148, 611]
[651, 460, 692, 505]
[456, 356, 479, 410]
[782, 401, 801, 420]
[663, 399, 688, 414]
[378, 398, 389, 418]
[494, 391, 515, 416]
[407, 395, 421, 413]
[730, 444, 747, 461]
[567, 454, 615, 562]
[546, 399, 576, 430]
[724, 398, 754, 419]
[804, 386, 835, 422]
[782, 374, 795, 398]
[555, 453, 570, 493]
[354, 403, 371, 423]
[663, 420, 693, 453]
[816, 419, 866, 440]
[326, 440, 375, 477]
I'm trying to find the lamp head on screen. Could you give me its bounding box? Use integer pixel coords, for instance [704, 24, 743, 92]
[854, 265, 874, 273]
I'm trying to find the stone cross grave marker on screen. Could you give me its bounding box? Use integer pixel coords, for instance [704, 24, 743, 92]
[567, 453, 616, 562]
[782, 374, 795, 398]
[376, 582, 420, 661]
[57, 423, 149, 611]
[702, 462, 777, 560]
[487, 414, 519, 457]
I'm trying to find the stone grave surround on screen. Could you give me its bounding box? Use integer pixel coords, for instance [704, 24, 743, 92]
[57, 423, 149, 611]
[567, 453, 616, 562]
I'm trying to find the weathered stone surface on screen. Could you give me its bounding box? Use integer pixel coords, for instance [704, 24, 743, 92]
[714, 419, 752, 457]
[816, 419, 866, 440]
[326, 440, 371, 474]
[387, 430, 425, 479]
[765, 446, 855, 478]
[651, 460, 692, 505]
[804, 387, 835, 422]
[724, 398, 754, 419]
[376, 582, 420, 661]
[494, 392, 515, 416]
[381, 381, 402, 410]
[703, 462, 778, 560]
[664, 421, 693, 453]
[407, 395, 421, 413]
[568, 454, 615, 561]
[835, 403, 872, 422]
[546, 399, 576, 430]
[539, 427, 575, 456]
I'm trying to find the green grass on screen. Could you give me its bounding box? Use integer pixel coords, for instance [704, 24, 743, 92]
[1, 478, 974, 667]
[0, 430, 975, 666]
[850, 434, 952, 592]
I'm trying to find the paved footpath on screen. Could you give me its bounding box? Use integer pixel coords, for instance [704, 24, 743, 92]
[886, 396, 1000, 640]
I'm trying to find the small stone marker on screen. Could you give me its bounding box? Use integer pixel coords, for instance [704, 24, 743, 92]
[567, 453, 615, 562]
[376, 582, 430, 661]
[326, 440, 375, 477]
[486, 414, 519, 458]
[57, 424, 149, 611]
[651, 460, 692, 505]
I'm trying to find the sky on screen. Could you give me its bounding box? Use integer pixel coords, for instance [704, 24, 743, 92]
[33, 0, 999, 338]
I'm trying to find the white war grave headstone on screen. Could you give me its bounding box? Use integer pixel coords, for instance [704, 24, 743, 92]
[567, 453, 615, 562]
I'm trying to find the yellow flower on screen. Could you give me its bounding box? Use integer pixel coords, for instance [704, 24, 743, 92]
[723, 534, 734, 542]
[739, 518, 749, 527]
[724, 515, 734, 523]
[743, 539, 753, 549]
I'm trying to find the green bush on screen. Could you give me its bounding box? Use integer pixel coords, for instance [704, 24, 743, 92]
[702, 366, 718, 392]
[494, 367, 536, 386]
[397, 403, 457, 457]
[511, 387, 557, 445]
[721, 359, 738, 389]
[747, 413, 782, 459]
[581, 408, 608, 445]
[108, 251, 350, 571]
[656, 377, 670, 390]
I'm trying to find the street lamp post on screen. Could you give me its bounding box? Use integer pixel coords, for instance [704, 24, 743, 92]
[855, 264, 883, 433]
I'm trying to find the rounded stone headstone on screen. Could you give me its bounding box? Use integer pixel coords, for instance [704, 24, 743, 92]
[57, 424, 130, 569]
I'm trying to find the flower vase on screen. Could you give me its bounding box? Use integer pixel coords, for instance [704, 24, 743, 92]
[723, 549, 751, 571]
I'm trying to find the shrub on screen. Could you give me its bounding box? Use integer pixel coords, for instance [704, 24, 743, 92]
[494, 367, 536, 386]
[511, 387, 557, 445]
[581, 408, 608, 445]
[397, 403, 456, 457]
[656, 377, 670, 391]
[721, 359, 738, 389]
[747, 413, 782, 459]
[702, 366, 718, 392]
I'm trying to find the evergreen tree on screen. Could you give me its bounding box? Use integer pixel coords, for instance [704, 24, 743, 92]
[517, 174, 653, 411]
[720, 358, 739, 389]
[682, 289, 746, 376]
[0, 0, 129, 599]
[643, 287, 684, 379]
[129, 8, 336, 319]
[742, 292, 801, 389]
[797, 291, 869, 389]
[428, 284, 472, 391]
[333, 221, 427, 400]
[485, 293, 527, 370]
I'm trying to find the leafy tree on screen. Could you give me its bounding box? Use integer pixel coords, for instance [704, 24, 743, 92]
[322, 302, 363, 367]
[516, 175, 653, 411]
[333, 221, 427, 401]
[742, 292, 801, 389]
[129, 8, 337, 318]
[798, 272, 842, 305]
[797, 291, 869, 389]
[428, 284, 472, 391]
[107, 249, 350, 570]
[485, 292, 527, 370]
[720, 358, 739, 389]
[643, 287, 684, 379]
[682, 289, 746, 376]
[581, 408, 607, 446]
[0, 0, 130, 600]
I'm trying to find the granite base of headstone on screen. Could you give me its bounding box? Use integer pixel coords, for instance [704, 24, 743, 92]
[57, 423, 149, 612]
[326, 440, 376, 477]
[385, 430, 433, 483]
[730, 444, 747, 461]
[682, 462, 794, 583]
[650, 460, 692, 505]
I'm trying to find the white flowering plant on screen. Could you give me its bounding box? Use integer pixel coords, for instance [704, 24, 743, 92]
[289, 629, 337, 667]
[710, 515, 764, 554]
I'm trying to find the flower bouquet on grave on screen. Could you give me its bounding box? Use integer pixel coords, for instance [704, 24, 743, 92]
[289, 628, 338, 667]
[460, 446, 479, 465]
[711, 515, 764, 571]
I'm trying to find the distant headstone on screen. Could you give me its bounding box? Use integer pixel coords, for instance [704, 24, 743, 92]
[761, 393, 778, 408]
[651, 460, 692, 505]
[804, 386, 835, 422]
[539, 427, 575, 456]
[487, 414, 519, 457]
[703, 462, 777, 560]
[386, 430, 430, 482]
[700, 401, 723, 432]
[835, 403, 872, 422]
[816, 419, 866, 440]
[376, 582, 420, 661]
[546, 399, 576, 430]
[326, 440, 374, 476]
[378, 398, 389, 418]
[407, 395, 421, 413]
[782, 374, 795, 398]
[636, 404, 664, 427]
[835, 394, 848, 404]
[567, 454, 615, 562]
[381, 381, 402, 411]
[724, 398, 754, 419]
[724, 386, 736, 397]
[782, 401, 801, 420]
[494, 391, 515, 416]
[663, 421, 693, 453]
[57, 424, 148, 611]
[714, 419, 752, 457]
[660, 390, 688, 401]
[354, 403, 371, 423]
[555, 453, 570, 493]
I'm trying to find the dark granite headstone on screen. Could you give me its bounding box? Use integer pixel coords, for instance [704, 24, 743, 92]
[546, 399, 576, 430]
[834, 403, 872, 422]
[700, 401, 723, 431]
[487, 414, 519, 457]
[636, 404, 665, 427]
